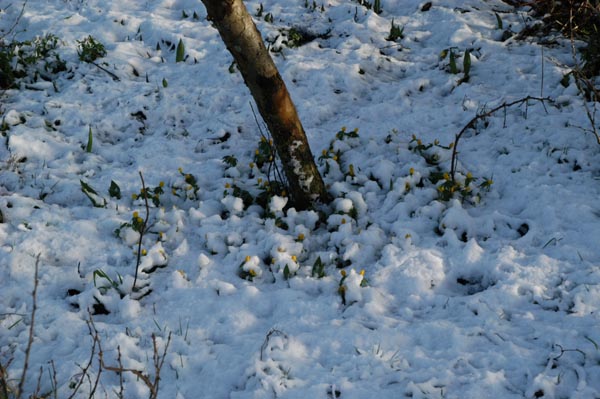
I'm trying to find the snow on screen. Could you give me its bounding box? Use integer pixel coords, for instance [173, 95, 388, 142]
[1, 0, 600, 398]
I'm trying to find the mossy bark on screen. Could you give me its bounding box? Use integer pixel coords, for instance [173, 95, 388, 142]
[200, 0, 330, 209]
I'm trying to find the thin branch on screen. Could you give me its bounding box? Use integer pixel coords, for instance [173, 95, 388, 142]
[16, 253, 40, 399]
[67, 318, 101, 399]
[567, 3, 600, 144]
[249, 102, 289, 199]
[90, 62, 120, 82]
[49, 360, 57, 399]
[116, 346, 124, 399]
[89, 312, 170, 399]
[132, 171, 150, 291]
[150, 333, 171, 399]
[540, 46, 544, 98]
[0, 0, 27, 41]
[450, 96, 552, 181]
[0, 358, 12, 399]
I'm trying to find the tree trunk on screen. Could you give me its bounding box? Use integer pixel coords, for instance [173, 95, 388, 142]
[200, 0, 330, 209]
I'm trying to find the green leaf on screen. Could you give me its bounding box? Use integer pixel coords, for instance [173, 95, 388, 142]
[93, 269, 117, 288]
[373, 0, 382, 14]
[109, 180, 122, 199]
[86, 126, 93, 153]
[222, 155, 238, 167]
[162, 77, 168, 88]
[176, 39, 185, 63]
[80, 180, 98, 195]
[283, 264, 291, 280]
[312, 256, 325, 278]
[494, 12, 503, 30]
[463, 49, 471, 77]
[80, 180, 106, 208]
[449, 50, 458, 74]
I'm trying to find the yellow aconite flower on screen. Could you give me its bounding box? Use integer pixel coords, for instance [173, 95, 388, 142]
[359, 269, 365, 276]
[132, 193, 138, 200]
[133, 211, 139, 218]
[341, 126, 347, 132]
[341, 218, 346, 224]
[249, 162, 255, 168]
[255, 149, 260, 155]
[141, 249, 147, 256]
[178, 167, 183, 173]
[443, 172, 450, 180]
[466, 172, 473, 179]
[261, 136, 267, 142]
[249, 269, 257, 277]
[322, 149, 327, 156]
[409, 167, 415, 175]
[291, 255, 297, 262]
[340, 270, 347, 277]
[297, 233, 305, 241]
[332, 155, 338, 161]
[159, 181, 165, 187]
[245, 255, 251, 263]
[225, 182, 231, 188]
[405, 233, 412, 239]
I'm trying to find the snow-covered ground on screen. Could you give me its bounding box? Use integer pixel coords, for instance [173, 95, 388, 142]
[1, 0, 600, 398]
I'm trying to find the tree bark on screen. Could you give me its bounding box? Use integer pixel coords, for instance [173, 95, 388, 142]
[200, 0, 330, 209]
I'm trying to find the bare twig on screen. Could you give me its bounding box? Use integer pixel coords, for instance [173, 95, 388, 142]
[150, 333, 171, 398]
[49, 360, 57, 399]
[89, 316, 171, 399]
[67, 317, 101, 399]
[132, 171, 150, 291]
[116, 346, 124, 399]
[0, 356, 13, 399]
[33, 366, 43, 398]
[250, 102, 289, 198]
[540, 46, 545, 98]
[16, 253, 40, 399]
[260, 329, 288, 361]
[567, 3, 600, 144]
[90, 62, 120, 82]
[0, 0, 27, 41]
[450, 96, 552, 181]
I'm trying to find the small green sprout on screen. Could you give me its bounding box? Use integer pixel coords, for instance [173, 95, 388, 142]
[77, 36, 107, 63]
